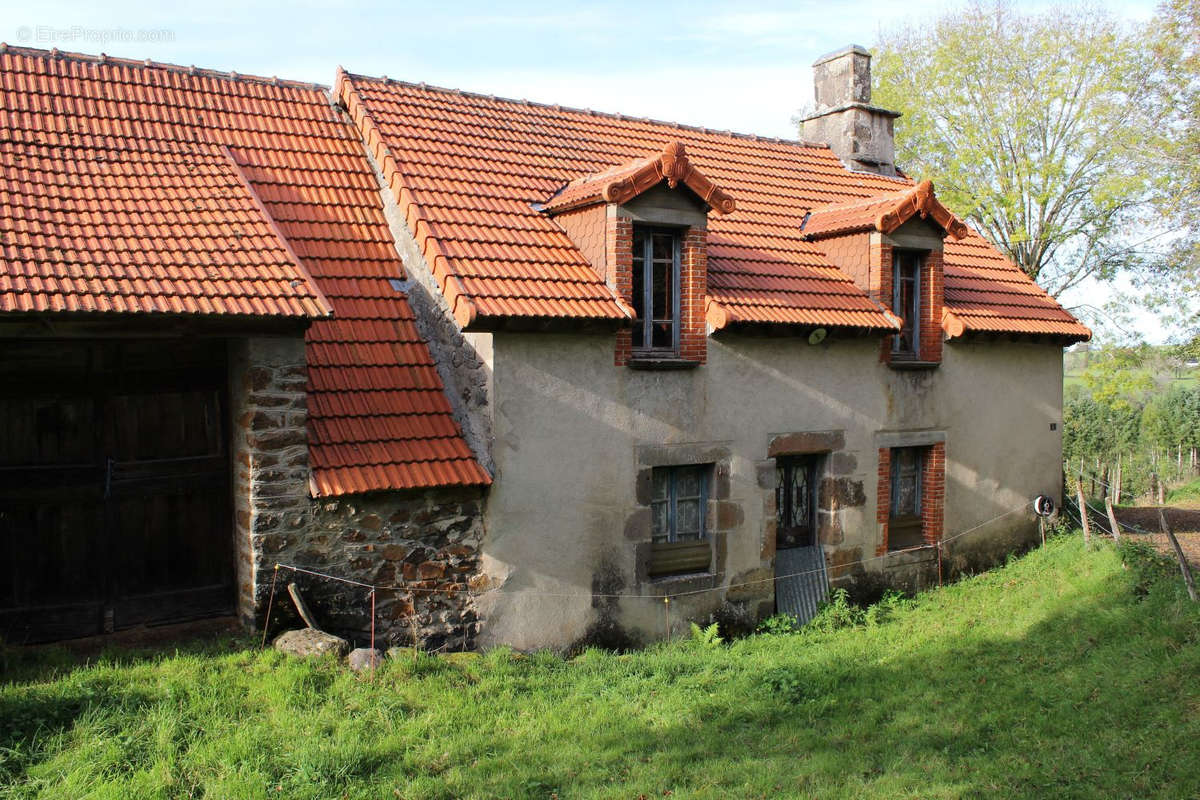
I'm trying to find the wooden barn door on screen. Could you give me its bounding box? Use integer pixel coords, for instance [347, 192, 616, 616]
[0, 339, 234, 643]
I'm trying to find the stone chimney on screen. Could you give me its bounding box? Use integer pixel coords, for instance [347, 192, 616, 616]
[802, 45, 900, 176]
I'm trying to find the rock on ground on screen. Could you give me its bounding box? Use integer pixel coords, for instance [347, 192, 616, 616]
[273, 628, 349, 659]
[348, 647, 384, 672]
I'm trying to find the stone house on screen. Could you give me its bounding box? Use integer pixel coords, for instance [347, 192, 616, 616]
[0, 43, 1088, 650]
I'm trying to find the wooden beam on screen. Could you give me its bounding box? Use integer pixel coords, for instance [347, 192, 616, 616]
[287, 583, 323, 630]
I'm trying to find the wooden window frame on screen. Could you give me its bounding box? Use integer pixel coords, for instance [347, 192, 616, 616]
[888, 445, 925, 550]
[892, 250, 922, 360]
[649, 464, 711, 577]
[631, 225, 682, 356]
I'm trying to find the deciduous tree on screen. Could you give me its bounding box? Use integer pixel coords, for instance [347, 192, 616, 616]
[871, 2, 1162, 299]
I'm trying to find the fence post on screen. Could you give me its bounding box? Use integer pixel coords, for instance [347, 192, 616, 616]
[1113, 454, 1122, 506]
[1159, 509, 1197, 602]
[1104, 496, 1121, 544]
[1076, 478, 1091, 548]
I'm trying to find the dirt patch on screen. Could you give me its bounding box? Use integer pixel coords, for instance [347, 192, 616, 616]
[1108, 507, 1200, 567]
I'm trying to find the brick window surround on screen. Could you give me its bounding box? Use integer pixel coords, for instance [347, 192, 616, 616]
[874, 242, 944, 367]
[876, 440, 945, 555]
[613, 215, 707, 367]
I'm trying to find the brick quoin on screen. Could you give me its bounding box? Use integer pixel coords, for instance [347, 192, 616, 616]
[920, 249, 945, 364]
[921, 442, 946, 545]
[876, 447, 891, 556]
[875, 242, 894, 364]
[679, 226, 708, 364]
[610, 215, 634, 366]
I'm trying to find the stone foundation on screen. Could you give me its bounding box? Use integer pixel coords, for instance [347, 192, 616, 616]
[280, 488, 487, 652]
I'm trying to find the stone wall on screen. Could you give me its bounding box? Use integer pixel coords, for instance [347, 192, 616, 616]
[229, 336, 312, 628]
[291, 488, 487, 652]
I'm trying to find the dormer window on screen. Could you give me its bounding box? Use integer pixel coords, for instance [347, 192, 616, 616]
[892, 250, 922, 359]
[632, 226, 681, 354]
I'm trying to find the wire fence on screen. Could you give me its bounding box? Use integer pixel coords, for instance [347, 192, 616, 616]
[261, 499, 1038, 651]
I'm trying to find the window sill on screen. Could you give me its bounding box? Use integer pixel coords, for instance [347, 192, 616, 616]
[646, 571, 717, 593]
[888, 357, 939, 371]
[627, 354, 700, 370]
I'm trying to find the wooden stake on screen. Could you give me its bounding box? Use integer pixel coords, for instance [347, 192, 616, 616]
[287, 582, 322, 631]
[1076, 478, 1091, 548]
[1104, 496, 1121, 544]
[1039, 516, 1046, 547]
[1113, 454, 1122, 506]
[1159, 509, 1197, 602]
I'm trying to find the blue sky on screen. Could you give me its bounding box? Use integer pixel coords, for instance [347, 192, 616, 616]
[2, 0, 1166, 340]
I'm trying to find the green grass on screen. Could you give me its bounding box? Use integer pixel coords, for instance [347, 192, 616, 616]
[1167, 477, 1200, 506]
[3, 536, 1198, 799]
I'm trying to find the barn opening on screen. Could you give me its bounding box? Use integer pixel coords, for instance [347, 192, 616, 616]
[0, 337, 234, 643]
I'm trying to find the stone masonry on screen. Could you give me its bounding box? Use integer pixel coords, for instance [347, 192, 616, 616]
[303, 488, 486, 651]
[230, 336, 488, 651]
[230, 336, 313, 627]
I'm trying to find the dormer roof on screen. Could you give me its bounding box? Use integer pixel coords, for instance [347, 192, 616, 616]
[543, 142, 736, 216]
[801, 180, 969, 241]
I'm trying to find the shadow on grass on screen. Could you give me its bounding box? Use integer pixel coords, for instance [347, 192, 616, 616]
[450, 572, 1198, 798]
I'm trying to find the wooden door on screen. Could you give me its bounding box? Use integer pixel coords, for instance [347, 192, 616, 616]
[0, 339, 233, 643]
[776, 455, 819, 550]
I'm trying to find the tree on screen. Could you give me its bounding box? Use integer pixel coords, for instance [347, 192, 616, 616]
[871, 2, 1162, 299]
[1137, 0, 1200, 341]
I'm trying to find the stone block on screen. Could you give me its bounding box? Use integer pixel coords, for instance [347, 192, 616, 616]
[348, 647, 384, 673]
[768, 430, 845, 457]
[418, 561, 447, 580]
[819, 477, 867, 509]
[382, 544, 409, 561]
[273, 628, 349, 659]
[250, 429, 307, 451]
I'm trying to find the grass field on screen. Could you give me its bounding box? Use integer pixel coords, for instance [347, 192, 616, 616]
[2, 535, 1198, 799]
[1167, 477, 1200, 508]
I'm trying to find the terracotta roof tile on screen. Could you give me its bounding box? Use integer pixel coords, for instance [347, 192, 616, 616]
[941, 232, 1090, 341]
[338, 74, 1084, 340]
[0, 46, 490, 495]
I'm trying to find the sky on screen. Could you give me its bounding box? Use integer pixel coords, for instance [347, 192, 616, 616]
[1, 0, 1168, 342]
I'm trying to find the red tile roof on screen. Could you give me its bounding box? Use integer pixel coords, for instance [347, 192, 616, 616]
[941, 232, 1091, 340]
[0, 46, 490, 495]
[338, 74, 902, 332]
[338, 75, 1085, 341]
[0, 118, 331, 317]
[801, 180, 969, 241]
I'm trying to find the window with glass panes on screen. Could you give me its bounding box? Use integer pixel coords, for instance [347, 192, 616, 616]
[631, 226, 681, 353]
[649, 465, 711, 576]
[892, 250, 922, 358]
[888, 446, 925, 550]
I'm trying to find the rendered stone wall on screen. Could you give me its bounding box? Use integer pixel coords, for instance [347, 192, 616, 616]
[477, 332, 1063, 650]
